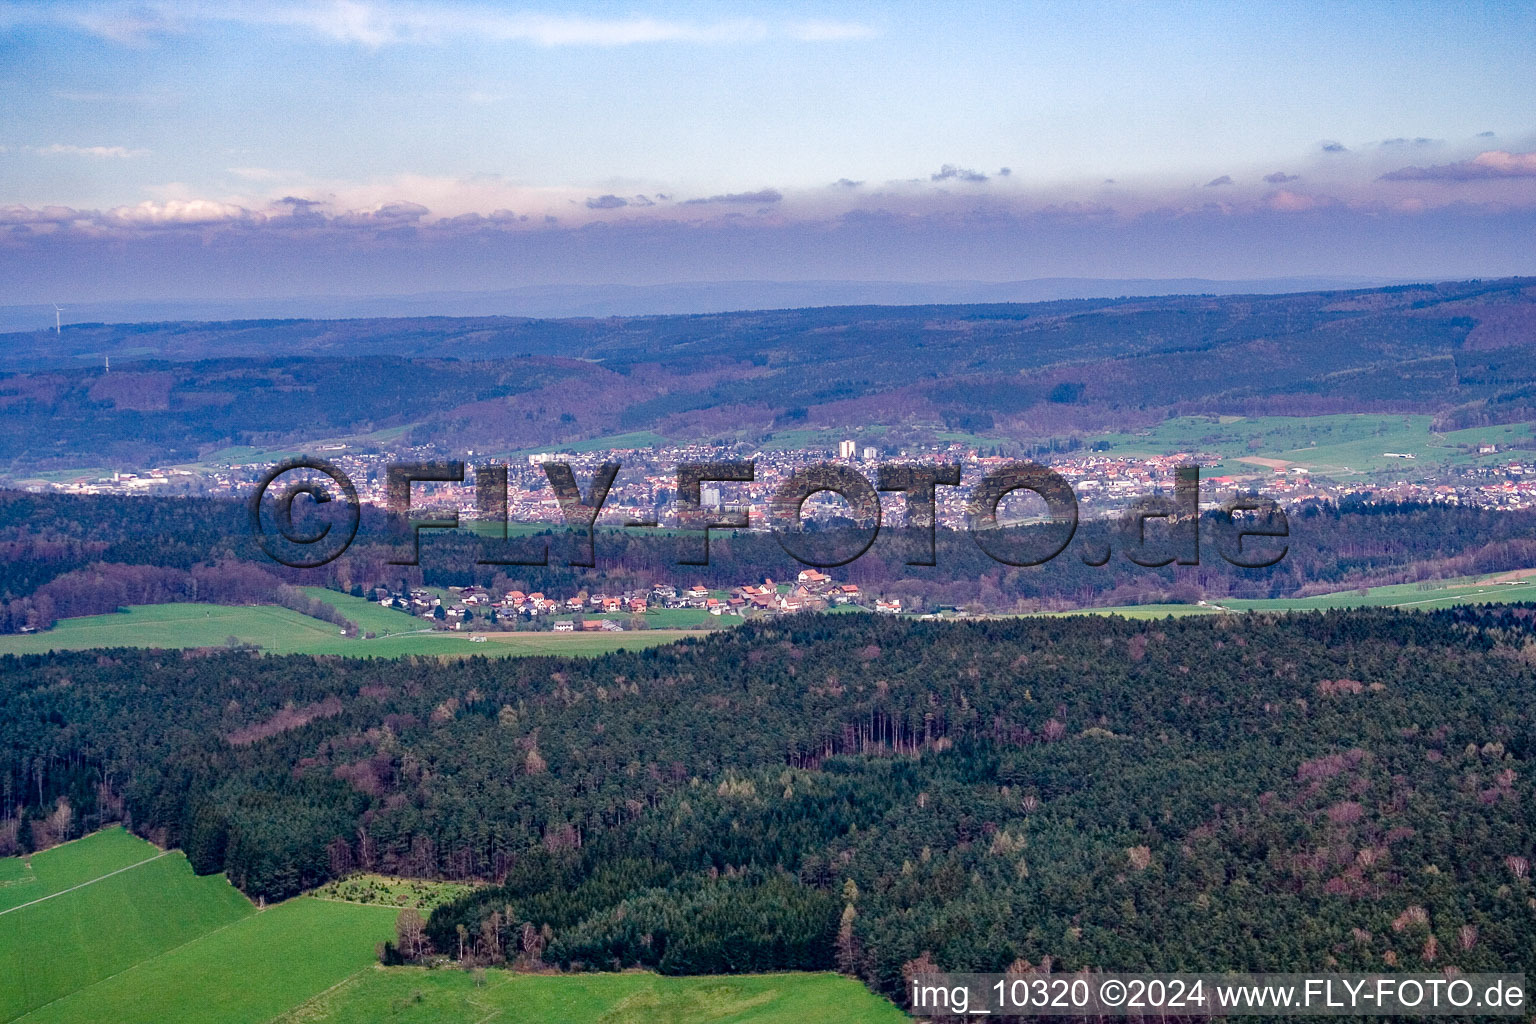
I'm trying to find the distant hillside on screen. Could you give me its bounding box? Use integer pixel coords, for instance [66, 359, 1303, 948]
[10, 491, 1536, 629]
[0, 277, 1532, 467]
[0, 275, 1396, 331]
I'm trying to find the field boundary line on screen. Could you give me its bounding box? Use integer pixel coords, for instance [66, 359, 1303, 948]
[259, 965, 374, 1024]
[467, 971, 517, 1024]
[0, 850, 171, 917]
[11, 902, 257, 1022]
[1373, 590, 1501, 609]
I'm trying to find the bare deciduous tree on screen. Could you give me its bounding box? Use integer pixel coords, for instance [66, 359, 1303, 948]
[395, 908, 427, 961]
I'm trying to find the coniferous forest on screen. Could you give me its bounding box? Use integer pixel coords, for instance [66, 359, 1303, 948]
[3, 608, 1533, 1002]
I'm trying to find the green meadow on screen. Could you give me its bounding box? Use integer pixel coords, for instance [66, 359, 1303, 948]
[1048, 569, 1536, 619]
[191, 424, 418, 470]
[1082, 413, 1535, 478]
[0, 827, 159, 913]
[0, 829, 257, 1021]
[549, 607, 725, 629]
[517, 429, 672, 455]
[0, 604, 347, 657]
[8, 468, 115, 487]
[1225, 573, 1536, 612]
[276, 966, 908, 1024]
[351, 577, 725, 633]
[0, 602, 695, 660]
[298, 586, 424, 636]
[747, 412, 1532, 478]
[1, 832, 906, 1023]
[0, 829, 399, 1024]
[7, 564, 1534, 660]
[12, 897, 398, 1024]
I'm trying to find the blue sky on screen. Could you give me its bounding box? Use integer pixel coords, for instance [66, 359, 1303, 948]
[1, 1, 1534, 300]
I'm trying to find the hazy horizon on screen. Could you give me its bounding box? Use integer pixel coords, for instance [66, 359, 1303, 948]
[2, 1, 1533, 303]
[0, 273, 1437, 333]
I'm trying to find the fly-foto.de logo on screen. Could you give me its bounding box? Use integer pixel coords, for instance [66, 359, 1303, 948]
[249, 457, 1288, 571]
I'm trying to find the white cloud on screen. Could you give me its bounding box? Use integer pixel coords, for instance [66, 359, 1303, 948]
[102, 199, 252, 226]
[0, 204, 86, 225]
[32, 143, 147, 158]
[1379, 149, 1536, 182]
[10, 135, 1536, 243]
[2, 6, 175, 44]
[0, 2, 875, 48]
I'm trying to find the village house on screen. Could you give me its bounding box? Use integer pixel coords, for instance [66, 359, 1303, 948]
[796, 569, 831, 591]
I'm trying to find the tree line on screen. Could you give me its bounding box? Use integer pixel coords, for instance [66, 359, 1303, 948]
[8, 489, 1536, 632]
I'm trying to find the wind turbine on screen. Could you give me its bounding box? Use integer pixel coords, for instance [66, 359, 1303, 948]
[52, 304, 64, 335]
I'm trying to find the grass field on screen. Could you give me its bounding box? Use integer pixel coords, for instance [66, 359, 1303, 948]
[275, 967, 908, 1024]
[1225, 572, 1536, 613]
[0, 829, 399, 1024]
[1048, 569, 1536, 619]
[15, 896, 399, 1024]
[0, 604, 349, 657]
[0, 603, 697, 660]
[517, 430, 671, 455]
[298, 587, 424, 636]
[2, 832, 905, 1024]
[0, 828, 256, 1021]
[747, 412, 1533, 479]
[0, 828, 159, 913]
[192, 424, 418, 469]
[8, 468, 115, 487]
[1082, 414, 1535, 479]
[549, 607, 725, 629]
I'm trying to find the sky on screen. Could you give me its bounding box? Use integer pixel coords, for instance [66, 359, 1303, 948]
[1, 0, 1534, 303]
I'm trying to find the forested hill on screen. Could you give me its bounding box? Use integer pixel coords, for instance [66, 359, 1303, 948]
[1, 277, 1533, 465]
[3, 608, 1533, 1000]
[8, 489, 1536, 630]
